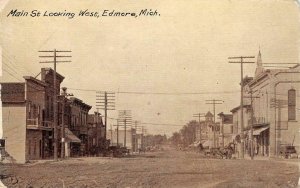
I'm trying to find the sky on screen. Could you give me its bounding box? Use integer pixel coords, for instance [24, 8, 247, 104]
[0, 0, 299, 136]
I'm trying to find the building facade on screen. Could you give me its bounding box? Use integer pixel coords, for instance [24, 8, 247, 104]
[232, 51, 300, 157]
[195, 111, 220, 148]
[245, 52, 299, 157]
[87, 112, 106, 155]
[67, 97, 92, 157]
[1, 68, 65, 163]
[1, 68, 94, 163]
[218, 112, 234, 148]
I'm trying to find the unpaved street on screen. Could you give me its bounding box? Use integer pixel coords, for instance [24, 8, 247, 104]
[1, 146, 299, 188]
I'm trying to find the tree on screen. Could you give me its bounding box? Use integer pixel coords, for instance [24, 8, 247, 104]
[169, 120, 198, 147]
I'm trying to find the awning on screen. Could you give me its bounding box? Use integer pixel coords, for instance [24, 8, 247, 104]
[65, 128, 81, 143]
[253, 127, 269, 136]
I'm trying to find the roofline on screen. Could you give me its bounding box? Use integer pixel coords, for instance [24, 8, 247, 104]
[23, 76, 47, 87]
[42, 68, 65, 81]
[70, 97, 92, 109]
[247, 71, 269, 87]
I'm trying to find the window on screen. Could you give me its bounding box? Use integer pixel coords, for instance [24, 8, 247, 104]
[288, 89, 296, 121]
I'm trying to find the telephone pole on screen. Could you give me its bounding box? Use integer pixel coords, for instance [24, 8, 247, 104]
[117, 110, 132, 147]
[143, 128, 148, 149]
[134, 121, 141, 152]
[96, 91, 115, 140]
[110, 124, 113, 145]
[206, 99, 223, 148]
[193, 113, 205, 142]
[39, 49, 71, 160]
[244, 89, 259, 160]
[228, 55, 255, 158]
[112, 123, 120, 147]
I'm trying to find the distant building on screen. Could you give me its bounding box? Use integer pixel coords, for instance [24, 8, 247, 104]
[218, 112, 234, 147]
[107, 128, 137, 151]
[195, 111, 220, 147]
[87, 112, 106, 155]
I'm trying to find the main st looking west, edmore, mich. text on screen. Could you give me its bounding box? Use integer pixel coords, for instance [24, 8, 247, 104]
[6, 9, 160, 19]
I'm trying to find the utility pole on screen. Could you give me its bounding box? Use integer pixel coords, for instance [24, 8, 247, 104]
[228, 56, 255, 158]
[117, 122, 119, 147]
[95, 109, 100, 147]
[244, 89, 259, 160]
[142, 126, 145, 149]
[117, 110, 132, 147]
[39, 49, 71, 160]
[143, 128, 148, 149]
[59, 87, 73, 159]
[206, 99, 223, 148]
[112, 123, 120, 147]
[110, 124, 113, 145]
[96, 91, 115, 141]
[193, 113, 205, 142]
[134, 121, 141, 152]
[134, 124, 144, 152]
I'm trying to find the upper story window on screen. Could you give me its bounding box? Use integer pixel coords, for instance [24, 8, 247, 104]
[288, 89, 296, 121]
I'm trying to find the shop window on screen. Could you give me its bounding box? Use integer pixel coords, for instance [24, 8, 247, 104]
[288, 89, 296, 121]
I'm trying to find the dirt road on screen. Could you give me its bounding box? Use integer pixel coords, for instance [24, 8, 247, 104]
[1, 145, 299, 188]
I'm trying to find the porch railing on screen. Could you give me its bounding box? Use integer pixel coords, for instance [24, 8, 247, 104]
[27, 118, 53, 129]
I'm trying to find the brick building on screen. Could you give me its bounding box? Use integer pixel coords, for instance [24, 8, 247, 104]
[67, 97, 92, 157]
[1, 68, 65, 163]
[1, 68, 93, 163]
[86, 112, 106, 155]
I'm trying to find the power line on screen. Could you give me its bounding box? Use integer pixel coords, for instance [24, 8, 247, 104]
[68, 87, 240, 95]
[1, 87, 299, 98]
[106, 116, 184, 127]
[2, 49, 35, 76]
[2, 68, 23, 82]
[2, 60, 24, 78]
